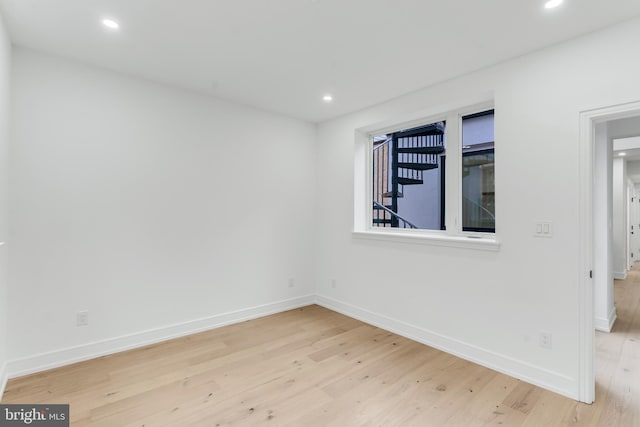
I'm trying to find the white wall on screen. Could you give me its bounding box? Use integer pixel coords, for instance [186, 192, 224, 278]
[613, 158, 629, 278]
[593, 123, 615, 332]
[0, 11, 10, 394]
[7, 49, 316, 373]
[314, 17, 640, 400]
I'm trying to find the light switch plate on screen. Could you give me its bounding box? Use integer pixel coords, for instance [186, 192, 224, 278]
[534, 222, 553, 238]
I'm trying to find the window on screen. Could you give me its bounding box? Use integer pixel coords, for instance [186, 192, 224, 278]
[462, 110, 495, 232]
[366, 103, 496, 240]
[372, 121, 446, 230]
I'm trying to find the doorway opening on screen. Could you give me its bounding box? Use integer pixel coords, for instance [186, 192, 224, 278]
[579, 100, 640, 404]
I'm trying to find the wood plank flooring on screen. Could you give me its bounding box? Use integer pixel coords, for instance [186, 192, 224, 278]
[3, 269, 640, 426]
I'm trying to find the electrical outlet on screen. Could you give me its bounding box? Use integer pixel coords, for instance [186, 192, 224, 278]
[331, 279, 337, 289]
[76, 310, 89, 327]
[288, 278, 295, 288]
[539, 332, 552, 349]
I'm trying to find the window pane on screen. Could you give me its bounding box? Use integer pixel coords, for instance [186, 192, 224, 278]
[372, 121, 446, 230]
[462, 110, 495, 232]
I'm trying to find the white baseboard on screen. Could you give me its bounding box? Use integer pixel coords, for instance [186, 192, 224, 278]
[7, 295, 315, 379]
[315, 294, 578, 401]
[5, 293, 581, 402]
[0, 361, 7, 401]
[594, 317, 609, 332]
[595, 308, 617, 333]
[613, 271, 627, 280]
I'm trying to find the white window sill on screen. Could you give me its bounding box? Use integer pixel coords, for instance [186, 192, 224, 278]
[352, 230, 500, 251]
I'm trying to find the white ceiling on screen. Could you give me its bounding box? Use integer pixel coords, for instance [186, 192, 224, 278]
[2, 0, 640, 123]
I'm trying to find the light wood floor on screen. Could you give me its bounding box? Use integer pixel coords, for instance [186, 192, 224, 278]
[3, 271, 640, 426]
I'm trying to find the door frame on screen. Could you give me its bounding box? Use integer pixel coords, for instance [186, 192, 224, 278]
[630, 184, 640, 268]
[628, 182, 632, 269]
[579, 100, 640, 403]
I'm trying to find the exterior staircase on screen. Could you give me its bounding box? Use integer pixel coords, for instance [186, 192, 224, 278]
[372, 123, 445, 228]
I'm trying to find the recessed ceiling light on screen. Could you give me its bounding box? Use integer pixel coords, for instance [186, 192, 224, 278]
[544, 0, 563, 9]
[619, 152, 627, 156]
[322, 94, 333, 102]
[102, 19, 120, 30]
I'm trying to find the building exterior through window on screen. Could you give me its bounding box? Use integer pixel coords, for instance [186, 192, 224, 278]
[372, 110, 494, 232]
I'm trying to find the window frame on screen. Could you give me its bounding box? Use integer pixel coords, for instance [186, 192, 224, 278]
[353, 99, 499, 251]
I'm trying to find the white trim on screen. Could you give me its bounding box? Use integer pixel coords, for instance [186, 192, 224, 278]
[315, 295, 577, 400]
[613, 271, 627, 280]
[578, 108, 595, 404]
[609, 308, 618, 332]
[0, 361, 7, 400]
[3, 293, 584, 402]
[594, 307, 617, 333]
[6, 295, 315, 379]
[578, 99, 640, 404]
[352, 230, 500, 251]
[594, 317, 609, 333]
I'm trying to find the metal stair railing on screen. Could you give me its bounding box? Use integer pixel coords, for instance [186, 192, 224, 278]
[373, 201, 418, 229]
